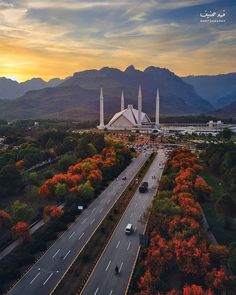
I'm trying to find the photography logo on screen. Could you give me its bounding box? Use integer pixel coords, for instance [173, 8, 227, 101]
[200, 10, 226, 23]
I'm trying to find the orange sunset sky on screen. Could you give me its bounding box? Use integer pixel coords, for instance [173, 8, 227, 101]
[0, 0, 235, 82]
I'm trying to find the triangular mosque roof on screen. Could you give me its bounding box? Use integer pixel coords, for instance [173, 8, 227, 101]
[106, 105, 150, 127]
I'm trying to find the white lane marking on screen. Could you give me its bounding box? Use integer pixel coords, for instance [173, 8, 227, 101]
[127, 242, 131, 251]
[94, 288, 99, 295]
[107, 199, 110, 204]
[52, 249, 60, 258]
[139, 214, 142, 218]
[105, 260, 111, 271]
[43, 273, 53, 285]
[100, 207, 104, 213]
[92, 208, 96, 213]
[69, 232, 75, 239]
[110, 291, 113, 295]
[116, 241, 120, 249]
[30, 272, 40, 285]
[90, 218, 95, 225]
[130, 213, 133, 218]
[63, 250, 71, 260]
[119, 262, 124, 272]
[82, 218, 88, 224]
[79, 232, 85, 240]
[134, 227, 136, 233]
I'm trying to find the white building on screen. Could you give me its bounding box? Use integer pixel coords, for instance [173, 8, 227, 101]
[106, 104, 151, 129]
[98, 86, 160, 130]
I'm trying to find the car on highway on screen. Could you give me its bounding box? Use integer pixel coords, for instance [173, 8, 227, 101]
[139, 181, 149, 193]
[125, 223, 134, 235]
[122, 176, 127, 180]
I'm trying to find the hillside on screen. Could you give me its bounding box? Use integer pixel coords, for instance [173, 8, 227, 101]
[216, 90, 236, 108]
[0, 77, 63, 100]
[0, 66, 213, 120]
[210, 101, 236, 119]
[183, 73, 236, 106]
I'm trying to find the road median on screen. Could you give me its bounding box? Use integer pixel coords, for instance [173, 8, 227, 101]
[51, 153, 156, 295]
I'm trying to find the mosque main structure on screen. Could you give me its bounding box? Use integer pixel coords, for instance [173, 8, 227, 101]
[97, 87, 228, 134]
[97, 86, 160, 130]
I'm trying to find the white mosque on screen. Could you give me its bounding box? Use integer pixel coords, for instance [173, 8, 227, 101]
[97, 86, 230, 134]
[97, 86, 160, 130]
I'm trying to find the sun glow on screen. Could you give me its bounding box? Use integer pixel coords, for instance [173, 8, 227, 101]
[5, 75, 19, 82]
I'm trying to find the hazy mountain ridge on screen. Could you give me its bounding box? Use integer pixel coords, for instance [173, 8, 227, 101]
[216, 90, 236, 108]
[0, 77, 63, 100]
[0, 66, 213, 120]
[183, 73, 236, 106]
[210, 100, 236, 119]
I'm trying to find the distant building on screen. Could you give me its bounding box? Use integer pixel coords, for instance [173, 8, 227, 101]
[97, 86, 160, 130]
[106, 104, 151, 129]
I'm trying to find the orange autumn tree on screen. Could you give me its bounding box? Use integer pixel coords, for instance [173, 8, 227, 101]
[194, 177, 212, 200]
[183, 284, 213, 295]
[172, 235, 210, 276]
[137, 234, 173, 294]
[11, 221, 30, 241]
[135, 148, 236, 295]
[43, 205, 64, 222]
[0, 210, 12, 229]
[16, 159, 24, 169]
[38, 145, 126, 199]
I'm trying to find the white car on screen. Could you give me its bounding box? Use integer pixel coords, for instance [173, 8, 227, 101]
[125, 223, 134, 235]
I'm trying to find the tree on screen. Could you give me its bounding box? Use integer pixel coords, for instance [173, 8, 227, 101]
[43, 205, 64, 222]
[76, 140, 97, 159]
[11, 200, 33, 222]
[58, 155, 75, 172]
[229, 247, 236, 273]
[11, 221, 31, 241]
[55, 183, 67, 198]
[0, 210, 12, 229]
[0, 164, 24, 196]
[217, 194, 236, 217]
[27, 172, 39, 186]
[77, 181, 95, 204]
[220, 128, 233, 141]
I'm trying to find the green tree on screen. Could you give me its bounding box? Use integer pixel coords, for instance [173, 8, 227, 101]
[58, 155, 75, 172]
[217, 194, 236, 217]
[11, 200, 33, 222]
[0, 164, 24, 196]
[46, 138, 56, 149]
[27, 172, 38, 186]
[229, 247, 236, 274]
[76, 140, 97, 159]
[77, 181, 95, 204]
[55, 183, 67, 198]
[18, 146, 45, 168]
[220, 128, 233, 141]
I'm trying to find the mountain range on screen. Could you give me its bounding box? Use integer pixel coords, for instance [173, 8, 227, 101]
[210, 100, 236, 119]
[182, 73, 236, 107]
[0, 66, 213, 121]
[0, 77, 63, 100]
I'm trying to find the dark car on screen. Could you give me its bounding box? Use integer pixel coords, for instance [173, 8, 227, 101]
[139, 181, 148, 193]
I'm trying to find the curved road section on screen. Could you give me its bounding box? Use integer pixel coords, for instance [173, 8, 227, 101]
[80, 149, 167, 295]
[7, 153, 148, 295]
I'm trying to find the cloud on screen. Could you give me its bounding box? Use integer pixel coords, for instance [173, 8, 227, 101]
[0, 0, 235, 81]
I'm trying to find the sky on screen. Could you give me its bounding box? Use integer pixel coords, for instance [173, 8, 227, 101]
[0, 0, 235, 82]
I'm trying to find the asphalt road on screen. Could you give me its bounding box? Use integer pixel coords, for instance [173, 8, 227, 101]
[80, 149, 167, 295]
[7, 153, 149, 295]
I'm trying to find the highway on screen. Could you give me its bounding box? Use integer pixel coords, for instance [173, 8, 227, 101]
[7, 152, 149, 295]
[80, 149, 167, 295]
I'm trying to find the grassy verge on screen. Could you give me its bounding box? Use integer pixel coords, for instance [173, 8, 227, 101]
[201, 169, 236, 245]
[52, 153, 156, 295]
